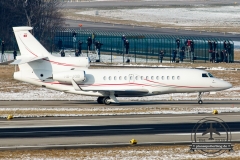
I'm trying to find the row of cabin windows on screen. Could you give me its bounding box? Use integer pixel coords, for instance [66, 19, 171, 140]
[103, 76, 180, 81]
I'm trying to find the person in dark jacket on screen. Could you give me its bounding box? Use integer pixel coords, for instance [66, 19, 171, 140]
[87, 37, 92, 51]
[223, 40, 227, 50]
[179, 50, 184, 63]
[213, 41, 217, 51]
[208, 40, 213, 51]
[172, 50, 177, 63]
[159, 50, 164, 63]
[190, 40, 194, 52]
[125, 40, 129, 54]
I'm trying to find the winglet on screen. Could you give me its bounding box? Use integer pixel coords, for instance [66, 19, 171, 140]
[71, 78, 83, 91]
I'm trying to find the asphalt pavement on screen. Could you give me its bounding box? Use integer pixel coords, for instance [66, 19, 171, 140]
[0, 101, 240, 150]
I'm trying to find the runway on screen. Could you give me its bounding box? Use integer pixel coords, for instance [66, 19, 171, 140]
[1, 100, 240, 108]
[0, 101, 240, 150]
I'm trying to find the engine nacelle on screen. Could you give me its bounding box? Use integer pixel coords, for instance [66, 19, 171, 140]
[53, 70, 85, 83]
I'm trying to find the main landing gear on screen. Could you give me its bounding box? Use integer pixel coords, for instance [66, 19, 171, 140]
[197, 92, 203, 104]
[97, 93, 119, 105]
[97, 96, 111, 105]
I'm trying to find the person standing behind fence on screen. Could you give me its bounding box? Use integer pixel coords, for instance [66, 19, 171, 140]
[223, 40, 227, 50]
[213, 41, 217, 51]
[95, 41, 103, 62]
[208, 40, 213, 51]
[159, 50, 164, 63]
[87, 37, 92, 52]
[172, 50, 177, 63]
[13, 50, 17, 60]
[125, 40, 129, 54]
[125, 40, 130, 63]
[187, 39, 191, 51]
[190, 40, 194, 53]
[227, 41, 231, 55]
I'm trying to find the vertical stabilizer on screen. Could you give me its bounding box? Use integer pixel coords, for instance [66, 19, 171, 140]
[13, 27, 51, 58]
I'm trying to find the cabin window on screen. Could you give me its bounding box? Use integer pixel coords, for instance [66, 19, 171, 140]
[202, 73, 209, 78]
[109, 76, 112, 80]
[141, 76, 144, 80]
[119, 76, 122, 80]
[130, 76, 133, 80]
[135, 76, 138, 80]
[172, 76, 175, 80]
[114, 76, 117, 80]
[146, 76, 149, 80]
[103, 76, 106, 80]
[124, 76, 127, 80]
[167, 76, 169, 80]
[177, 76, 180, 80]
[161, 76, 164, 80]
[156, 76, 159, 80]
[208, 73, 214, 77]
[151, 76, 154, 80]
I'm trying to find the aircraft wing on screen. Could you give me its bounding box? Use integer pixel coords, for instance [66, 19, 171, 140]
[10, 56, 47, 65]
[71, 79, 149, 95]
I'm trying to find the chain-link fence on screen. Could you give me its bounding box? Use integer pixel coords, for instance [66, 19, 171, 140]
[1, 28, 234, 63]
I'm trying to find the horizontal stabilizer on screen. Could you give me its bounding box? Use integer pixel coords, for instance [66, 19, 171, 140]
[10, 56, 47, 65]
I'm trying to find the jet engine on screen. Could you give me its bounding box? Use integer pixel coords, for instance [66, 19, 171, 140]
[53, 70, 85, 83]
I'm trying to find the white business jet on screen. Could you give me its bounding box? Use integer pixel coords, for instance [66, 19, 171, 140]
[11, 27, 232, 105]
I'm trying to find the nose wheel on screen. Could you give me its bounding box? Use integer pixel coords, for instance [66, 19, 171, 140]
[197, 92, 203, 104]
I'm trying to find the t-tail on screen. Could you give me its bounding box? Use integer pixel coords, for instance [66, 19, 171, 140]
[12, 26, 89, 83]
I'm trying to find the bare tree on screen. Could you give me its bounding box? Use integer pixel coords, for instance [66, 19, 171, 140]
[0, 0, 64, 50]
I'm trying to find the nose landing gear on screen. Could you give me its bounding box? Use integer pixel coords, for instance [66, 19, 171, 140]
[197, 92, 203, 104]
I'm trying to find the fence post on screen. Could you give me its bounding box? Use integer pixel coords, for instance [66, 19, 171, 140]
[111, 40, 112, 63]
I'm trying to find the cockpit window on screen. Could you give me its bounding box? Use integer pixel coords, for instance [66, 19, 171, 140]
[208, 73, 214, 77]
[202, 73, 209, 78]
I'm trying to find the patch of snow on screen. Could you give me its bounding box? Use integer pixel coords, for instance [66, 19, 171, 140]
[77, 6, 240, 27]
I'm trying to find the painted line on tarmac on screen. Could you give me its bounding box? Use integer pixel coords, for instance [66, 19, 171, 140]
[0, 128, 153, 134]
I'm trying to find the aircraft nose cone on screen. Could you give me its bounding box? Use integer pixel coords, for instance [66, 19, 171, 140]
[224, 81, 232, 89]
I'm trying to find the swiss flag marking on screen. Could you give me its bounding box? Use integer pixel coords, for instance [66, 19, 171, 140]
[24, 33, 27, 37]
